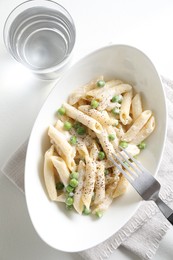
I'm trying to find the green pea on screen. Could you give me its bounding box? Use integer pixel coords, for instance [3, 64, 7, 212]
[104, 169, 109, 175]
[69, 178, 79, 188]
[70, 172, 79, 180]
[91, 99, 99, 109]
[66, 185, 74, 193]
[56, 182, 64, 190]
[76, 126, 86, 135]
[65, 197, 74, 206]
[119, 141, 128, 149]
[64, 121, 72, 131]
[83, 206, 91, 215]
[97, 80, 105, 88]
[111, 95, 123, 103]
[95, 211, 103, 218]
[57, 107, 65, 115]
[73, 121, 82, 129]
[98, 151, 105, 160]
[108, 134, 115, 141]
[112, 107, 120, 115]
[70, 136, 77, 145]
[138, 141, 146, 150]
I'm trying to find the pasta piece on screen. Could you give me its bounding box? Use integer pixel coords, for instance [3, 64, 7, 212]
[120, 90, 133, 125]
[48, 125, 76, 171]
[105, 170, 120, 186]
[79, 105, 118, 126]
[85, 80, 122, 100]
[83, 134, 96, 148]
[96, 129, 115, 157]
[77, 98, 88, 107]
[132, 93, 142, 120]
[104, 159, 114, 168]
[44, 145, 58, 201]
[90, 142, 99, 161]
[94, 162, 105, 205]
[113, 174, 129, 198]
[106, 178, 120, 197]
[105, 175, 116, 186]
[121, 110, 152, 142]
[87, 128, 97, 139]
[54, 119, 71, 140]
[68, 76, 103, 105]
[82, 157, 96, 209]
[92, 195, 113, 214]
[51, 156, 70, 186]
[97, 84, 132, 111]
[86, 82, 131, 100]
[63, 102, 103, 134]
[56, 193, 66, 202]
[131, 116, 155, 145]
[114, 123, 126, 139]
[73, 161, 85, 214]
[106, 102, 121, 112]
[124, 144, 140, 157]
[76, 140, 89, 159]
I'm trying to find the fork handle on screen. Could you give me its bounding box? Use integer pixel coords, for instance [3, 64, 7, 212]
[155, 197, 173, 225]
[168, 214, 173, 225]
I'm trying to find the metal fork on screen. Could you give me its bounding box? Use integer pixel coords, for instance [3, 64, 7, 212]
[108, 147, 173, 225]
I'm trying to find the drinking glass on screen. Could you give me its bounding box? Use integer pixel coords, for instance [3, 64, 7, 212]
[3, 0, 76, 79]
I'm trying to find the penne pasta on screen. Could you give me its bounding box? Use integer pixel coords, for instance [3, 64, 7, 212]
[86, 83, 132, 101]
[92, 195, 113, 214]
[90, 142, 99, 161]
[82, 157, 96, 209]
[63, 102, 103, 134]
[131, 116, 156, 145]
[96, 129, 115, 157]
[44, 145, 58, 201]
[56, 193, 66, 203]
[51, 156, 70, 187]
[76, 140, 89, 159]
[43, 77, 156, 218]
[79, 105, 118, 126]
[121, 110, 152, 142]
[73, 161, 85, 214]
[132, 93, 142, 120]
[68, 76, 104, 105]
[113, 174, 129, 199]
[48, 125, 76, 171]
[120, 90, 133, 125]
[94, 162, 105, 205]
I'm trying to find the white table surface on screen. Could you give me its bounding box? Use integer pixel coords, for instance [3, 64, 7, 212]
[0, 0, 173, 259]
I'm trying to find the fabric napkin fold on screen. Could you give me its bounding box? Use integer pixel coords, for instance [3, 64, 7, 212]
[2, 77, 173, 260]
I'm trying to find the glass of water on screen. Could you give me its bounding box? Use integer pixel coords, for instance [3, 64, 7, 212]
[3, 0, 76, 79]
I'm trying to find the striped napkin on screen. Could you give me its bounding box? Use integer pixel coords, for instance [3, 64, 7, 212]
[2, 77, 173, 260]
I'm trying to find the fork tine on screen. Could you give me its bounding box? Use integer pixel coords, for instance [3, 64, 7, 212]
[115, 148, 141, 177]
[112, 153, 137, 180]
[108, 156, 134, 183]
[119, 146, 145, 172]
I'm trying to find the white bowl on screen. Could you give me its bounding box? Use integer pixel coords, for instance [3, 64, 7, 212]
[25, 45, 167, 252]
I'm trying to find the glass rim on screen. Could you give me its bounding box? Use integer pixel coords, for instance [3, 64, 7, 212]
[3, 0, 76, 75]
